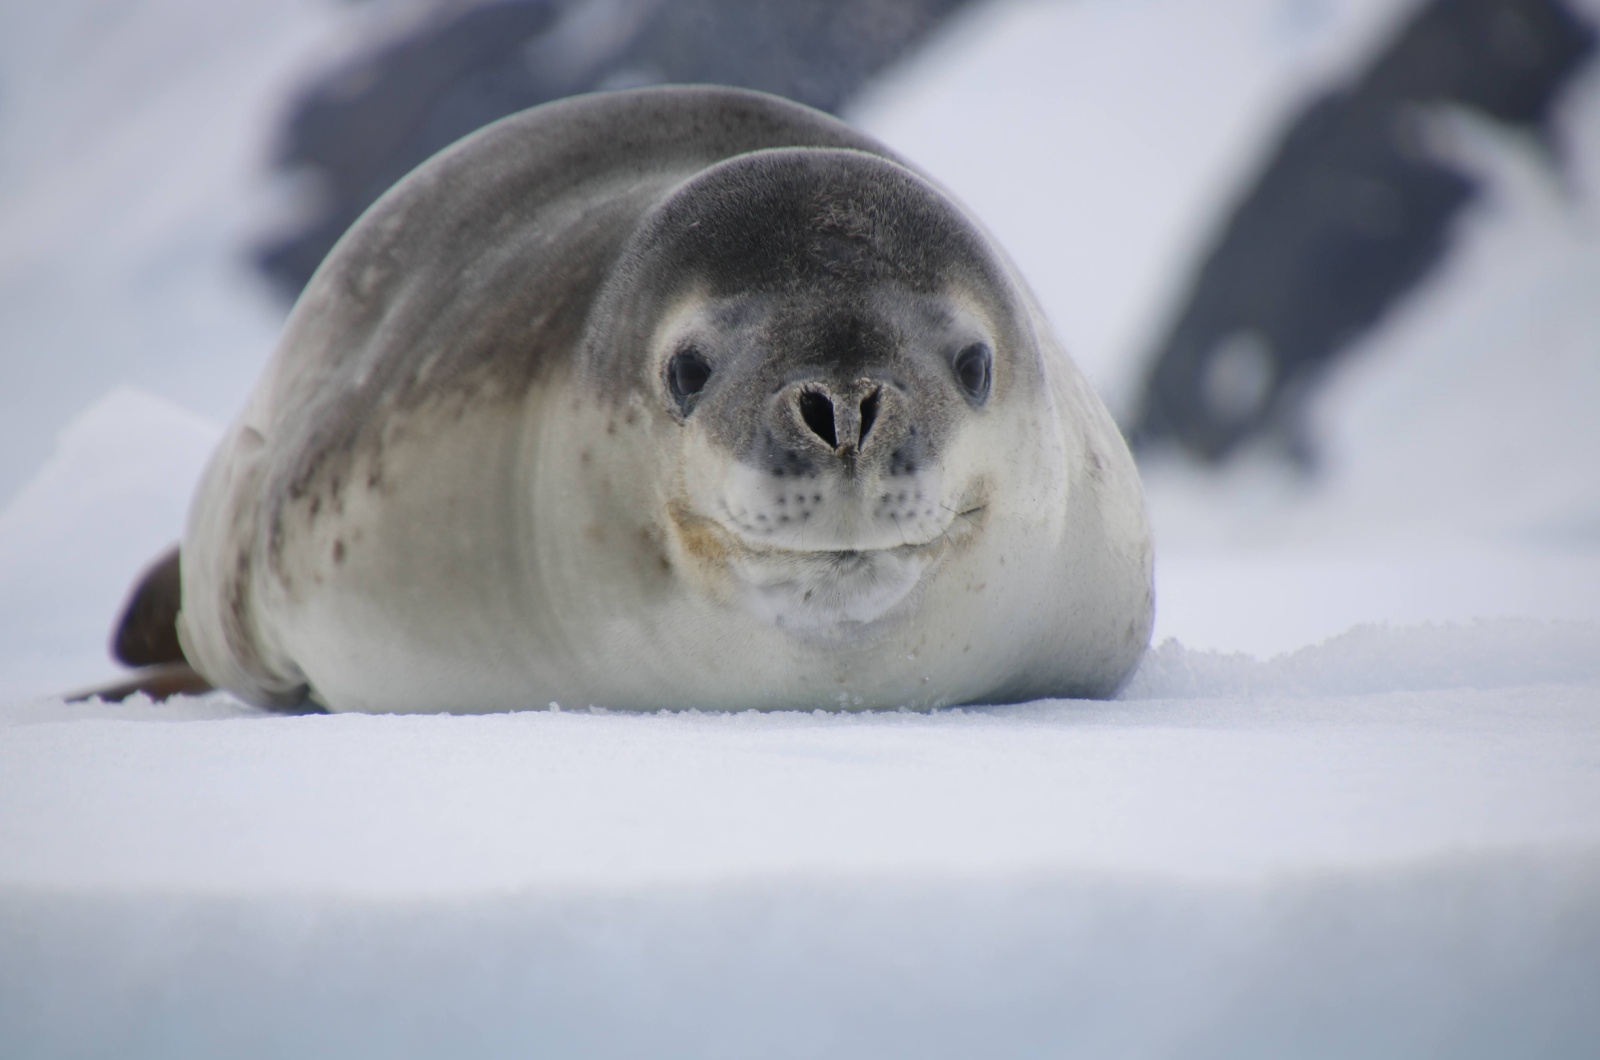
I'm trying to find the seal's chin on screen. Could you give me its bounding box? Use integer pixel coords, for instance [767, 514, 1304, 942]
[729, 544, 939, 632]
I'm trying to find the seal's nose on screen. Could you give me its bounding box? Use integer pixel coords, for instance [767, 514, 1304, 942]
[792, 382, 884, 455]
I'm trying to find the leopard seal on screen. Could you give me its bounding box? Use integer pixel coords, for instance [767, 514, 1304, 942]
[132, 85, 1152, 713]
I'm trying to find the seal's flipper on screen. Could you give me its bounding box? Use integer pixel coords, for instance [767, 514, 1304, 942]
[112, 545, 185, 667]
[66, 662, 212, 703]
[70, 545, 216, 703]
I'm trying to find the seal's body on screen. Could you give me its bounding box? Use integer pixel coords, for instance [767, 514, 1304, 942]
[169, 87, 1151, 713]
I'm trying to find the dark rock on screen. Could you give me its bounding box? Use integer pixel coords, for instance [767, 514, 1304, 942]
[1130, 0, 1595, 465]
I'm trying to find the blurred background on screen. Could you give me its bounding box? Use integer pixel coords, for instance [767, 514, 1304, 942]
[2, 0, 1599, 698]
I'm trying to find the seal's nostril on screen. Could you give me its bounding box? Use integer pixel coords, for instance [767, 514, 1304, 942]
[858, 387, 882, 447]
[799, 390, 837, 449]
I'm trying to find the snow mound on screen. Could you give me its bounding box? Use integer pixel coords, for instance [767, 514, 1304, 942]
[0, 388, 220, 700]
[1125, 618, 1600, 699]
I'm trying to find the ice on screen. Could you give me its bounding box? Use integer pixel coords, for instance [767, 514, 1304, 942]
[5, 852, 1594, 1058]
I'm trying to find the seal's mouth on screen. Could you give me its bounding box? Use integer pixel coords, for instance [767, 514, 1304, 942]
[734, 504, 986, 559]
[666, 499, 987, 633]
[668, 498, 986, 560]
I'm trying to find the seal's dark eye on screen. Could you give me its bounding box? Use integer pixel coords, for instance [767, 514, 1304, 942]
[667, 347, 712, 416]
[953, 342, 992, 404]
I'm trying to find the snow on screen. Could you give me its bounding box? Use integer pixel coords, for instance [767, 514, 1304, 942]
[0, 0, 359, 505]
[7, 676, 1600, 893]
[3, 680, 1599, 1055]
[0, 389, 220, 700]
[3, 0, 1600, 1054]
[4, 851, 1594, 1058]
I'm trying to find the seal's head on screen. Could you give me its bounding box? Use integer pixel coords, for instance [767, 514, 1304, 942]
[581, 148, 1054, 635]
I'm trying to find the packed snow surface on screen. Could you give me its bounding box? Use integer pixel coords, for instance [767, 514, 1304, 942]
[3, 679, 1599, 1057]
[3, 0, 1599, 1055]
